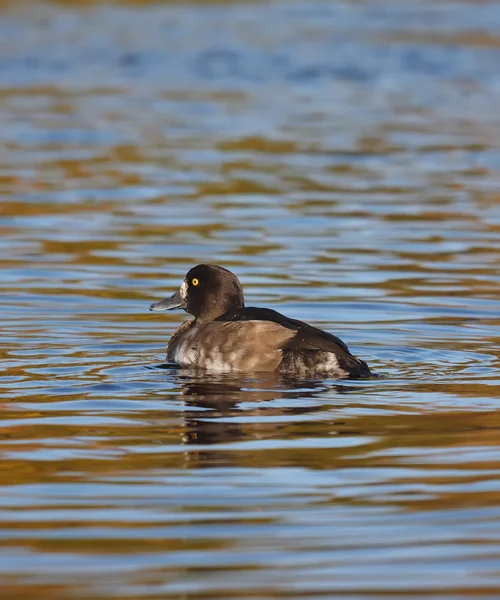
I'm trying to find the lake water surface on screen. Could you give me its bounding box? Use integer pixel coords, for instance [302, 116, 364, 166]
[1, 1, 500, 598]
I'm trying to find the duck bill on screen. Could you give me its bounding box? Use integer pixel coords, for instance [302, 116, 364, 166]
[149, 290, 185, 312]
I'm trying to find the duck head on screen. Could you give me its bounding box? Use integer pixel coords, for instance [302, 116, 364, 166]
[150, 264, 245, 322]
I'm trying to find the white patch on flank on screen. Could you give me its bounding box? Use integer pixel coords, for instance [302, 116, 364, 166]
[180, 280, 188, 301]
[203, 354, 233, 372]
[318, 354, 348, 377]
[172, 342, 198, 367]
[283, 352, 349, 377]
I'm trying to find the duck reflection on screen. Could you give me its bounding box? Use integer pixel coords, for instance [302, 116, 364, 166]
[158, 364, 361, 450]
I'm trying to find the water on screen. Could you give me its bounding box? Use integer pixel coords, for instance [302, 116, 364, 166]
[2, 1, 500, 598]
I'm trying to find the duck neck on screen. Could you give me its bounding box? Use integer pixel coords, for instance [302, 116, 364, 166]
[194, 297, 244, 323]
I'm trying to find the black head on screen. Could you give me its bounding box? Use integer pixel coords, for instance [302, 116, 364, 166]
[149, 264, 245, 322]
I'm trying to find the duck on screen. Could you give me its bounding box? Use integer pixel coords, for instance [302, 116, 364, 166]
[149, 264, 372, 379]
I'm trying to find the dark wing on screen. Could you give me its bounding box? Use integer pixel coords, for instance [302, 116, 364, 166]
[216, 307, 350, 355]
[216, 307, 371, 377]
[217, 307, 372, 378]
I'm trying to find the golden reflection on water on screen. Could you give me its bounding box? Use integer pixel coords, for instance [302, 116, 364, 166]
[1, 0, 500, 598]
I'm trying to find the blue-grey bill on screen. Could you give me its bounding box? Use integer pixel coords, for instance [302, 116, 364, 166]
[149, 290, 184, 312]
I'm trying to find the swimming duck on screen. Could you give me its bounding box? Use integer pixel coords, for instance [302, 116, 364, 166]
[149, 264, 372, 379]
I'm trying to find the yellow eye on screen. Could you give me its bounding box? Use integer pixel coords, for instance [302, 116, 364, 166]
[191, 278, 199, 286]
